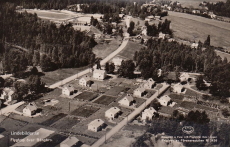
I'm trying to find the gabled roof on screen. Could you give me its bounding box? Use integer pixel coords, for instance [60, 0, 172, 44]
[93, 69, 106, 74]
[88, 119, 104, 127]
[106, 107, 121, 115]
[61, 136, 79, 146]
[135, 87, 145, 93]
[159, 95, 171, 102]
[63, 84, 75, 92]
[123, 94, 134, 102]
[25, 102, 37, 111]
[80, 75, 91, 81]
[143, 107, 156, 116]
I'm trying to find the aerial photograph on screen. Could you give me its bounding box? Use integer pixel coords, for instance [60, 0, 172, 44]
[0, 0, 230, 146]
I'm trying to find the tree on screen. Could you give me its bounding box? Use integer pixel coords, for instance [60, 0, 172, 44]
[196, 75, 207, 90]
[118, 60, 135, 78]
[204, 35, 210, 47]
[28, 75, 45, 93]
[222, 108, 230, 118]
[150, 99, 161, 111]
[0, 77, 4, 87]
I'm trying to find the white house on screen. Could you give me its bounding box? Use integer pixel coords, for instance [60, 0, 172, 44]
[141, 107, 156, 121]
[23, 102, 38, 116]
[172, 83, 186, 94]
[191, 43, 199, 49]
[112, 57, 124, 67]
[158, 95, 171, 106]
[119, 94, 134, 106]
[141, 78, 155, 89]
[159, 32, 169, 39]
[79, 75, 91, 87]
[0, 87, 15, 102]
[60, 136, 79, 147]
[62, 84, 75, 96]
[93, 69, 107, 80]
[105, 107, 121, 120]
[179, 73, 190, 82]
[88, 119, 105, 132]
[133, 88, 146, 97]
[142, 29, 147, 36]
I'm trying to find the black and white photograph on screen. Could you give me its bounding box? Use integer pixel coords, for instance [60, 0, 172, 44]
[0, 0, 230, 146]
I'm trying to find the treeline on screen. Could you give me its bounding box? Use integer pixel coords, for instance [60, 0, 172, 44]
[133, 38, 230, 98]
[0, 3, 97, 75]
[207, 0, 230, 18]
[146, 19, 172, 36]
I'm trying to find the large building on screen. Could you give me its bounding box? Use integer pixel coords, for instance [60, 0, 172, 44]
[105, 107, 121, 120]
[88, 119, 105, 132]
[93, 69, 107, 80]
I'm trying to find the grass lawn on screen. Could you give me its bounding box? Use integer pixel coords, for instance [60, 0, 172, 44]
[40, 113, 67, 126]
[185, 88, 202, 97]
[175, 0, 225, 8]
[118, 41, 144, 59]
[93, 36, 123, 59]
[94, 95, 117, 105]
[51, 116, 81, 130]
[169, 94, 184, 100]
[165, 11, 230, 51]
[104, 86, 128, 96]
[75, 91, 98, 101]
[41, 66, 88, 85]
[24, 10, 71, 19]
[71, 105, 99, 117]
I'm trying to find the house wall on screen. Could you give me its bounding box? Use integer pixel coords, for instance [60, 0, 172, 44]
[23, 108, 31, 116]
[79, 79, 86, 86]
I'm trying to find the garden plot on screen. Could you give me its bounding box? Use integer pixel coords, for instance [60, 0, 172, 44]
[75, 92, 98, 101]
[51, 116, 81, 130]
[71, 105, 100, 118]
[40, 113, 67, 126]
[94, 95, 117, 105]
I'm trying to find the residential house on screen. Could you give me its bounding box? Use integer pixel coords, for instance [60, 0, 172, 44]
[0, 87, 15, 102]
[88, 119, 105, 132]
[159, 32, 170, 39]
[158, 106, 174, 117]
[23, 102, 38, 116]
[62, 84, 75, 96]
[191, 42, 199, 49]
[105, 107, 121, 120]
[179, 72, 190, 82]
[158, 95, 171, 106]
[119, 94, 134, 106]
[141, 107, 156, 121]
[112, 57, 124, 67]
[142, 29, 147, 36]
[172, 83, 186, 94]
[60, 136, 79, 147]
[140, 78, 155, 89]
[93, 69, 107, 80]
[79, 75, 91, 87]
[133, 88, 146, 97]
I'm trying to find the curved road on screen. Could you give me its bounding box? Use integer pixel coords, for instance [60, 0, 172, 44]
[49, 35, 129, 89]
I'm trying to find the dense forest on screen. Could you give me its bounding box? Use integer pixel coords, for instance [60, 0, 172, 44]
[133, 38, 230, 98]
[0, 2, 97, 76]
[207, 0, 230, 17]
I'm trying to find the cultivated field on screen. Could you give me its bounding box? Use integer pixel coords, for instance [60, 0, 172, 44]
[164, 11, 230, 51]
[71, 105, 99, 117]
[94, 95, 117, 105]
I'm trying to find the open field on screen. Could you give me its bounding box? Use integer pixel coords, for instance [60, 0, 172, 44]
[71, 105, 99, 117]
[164, 11, 230, 51]
[41, 66, 88, 86]
[75, 91, 98, 101]
[93, 36, 123, 59]
[104, 86, 128, 96]
[118, 42, 144, 59]
[51, 116, 81, 130]
[174, 0, 226, 8]
[94, 95, 117, 105]
[40, 113, 67, 126]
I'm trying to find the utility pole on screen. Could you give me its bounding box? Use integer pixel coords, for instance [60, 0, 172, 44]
[69, 101, 70, 112]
